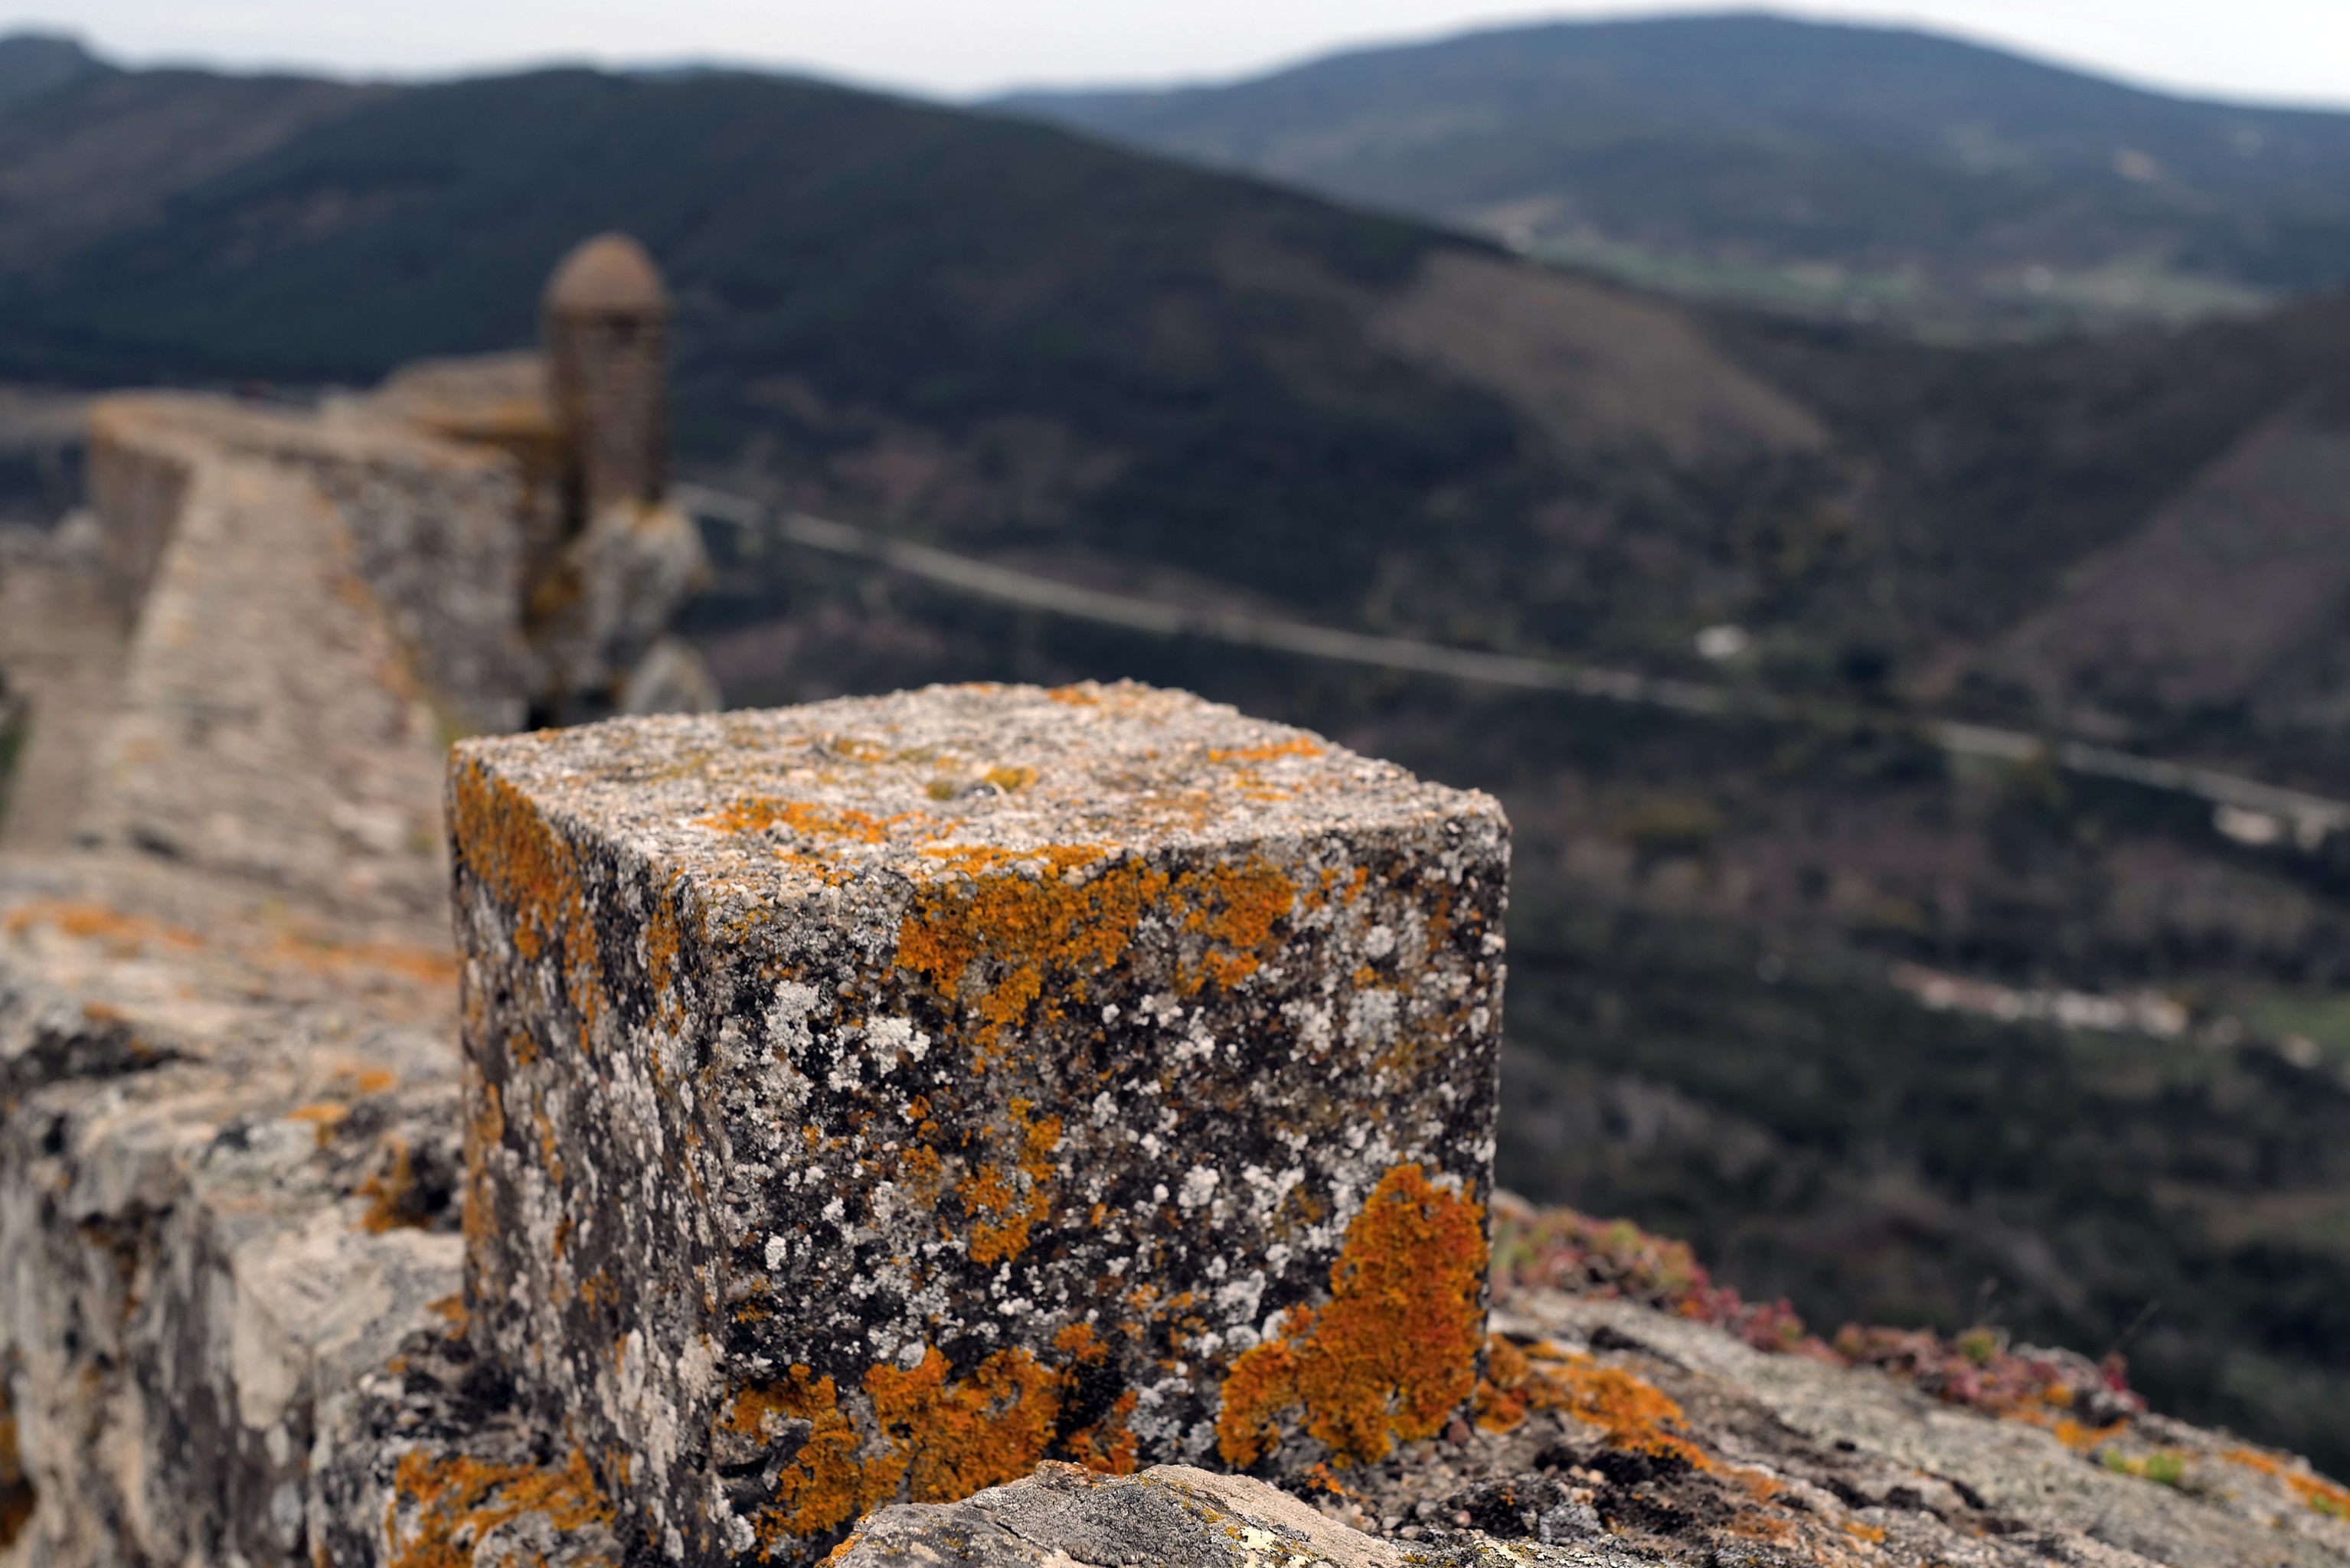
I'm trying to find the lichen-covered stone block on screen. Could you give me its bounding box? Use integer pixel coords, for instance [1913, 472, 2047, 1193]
[448, 681, 1508, 1565]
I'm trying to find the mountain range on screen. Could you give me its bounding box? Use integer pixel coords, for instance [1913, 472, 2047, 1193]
[2, 21, 2349, 1473]
[1000, 11, 2350, 338]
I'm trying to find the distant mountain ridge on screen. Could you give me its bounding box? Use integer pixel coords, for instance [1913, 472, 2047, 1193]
[997, 11, 2350, 337]
[0, 31, 108, 107]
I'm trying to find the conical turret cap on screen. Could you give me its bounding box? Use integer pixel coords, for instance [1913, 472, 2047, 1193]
[544, 233, 668, 314]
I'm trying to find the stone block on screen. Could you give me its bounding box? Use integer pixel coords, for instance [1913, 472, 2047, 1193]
[449, 681, 1508, 1565]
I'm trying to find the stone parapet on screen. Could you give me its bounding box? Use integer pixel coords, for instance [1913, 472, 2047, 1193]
[448, 681, 1510, 1564]
[85, 393, 532, 737]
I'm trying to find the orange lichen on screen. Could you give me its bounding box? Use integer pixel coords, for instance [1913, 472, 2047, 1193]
[2053, 1418, 2130, 1453]
[287, 1102, 349, 1144]
[1477, 1340, 1711, 1470]
[0, 1394, 33, 1549]
[1473, 1338, 1534, 1433]
[1207, 739, 1323, 764]
[699, 798, 925, 844]
[462, 1081, 505, 1256]
[898, 848, 1296, 1024]
[959, 1099, 1062, 1264]
[868, 1347, 1064, 1503]
[1, 900, 454, 994]
[983, 766, 1036, 792]
[900, 1145, 946, 1207]
[2, 900, 203, 952]
[1064, 1390, 1141, 1476]
[385, 1448, 612, 1568]
[1172, 859, 1295, 994]
[1306, 866, 1371, 911]
[330, 1065, 400, 1096]
[1052, 1322, 1107, 1363]
[449, 762, 602, 1040]
[744, 1336, 1151, 1551]
[895, 847, 1163, 1044]
[355, 1138, 428, 1233]
[645, 887, 686, 1032]
[268, 936, 459, 989]
[1216, 1164, 1486, 1468]
[2222, 1446, 2350, 1518]
[742, 1367, 897, 1549]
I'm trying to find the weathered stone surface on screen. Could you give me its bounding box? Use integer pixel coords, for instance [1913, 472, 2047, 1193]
[0, 516, 126, 858]
[312, 1319, 624, 1568]
[355, 352, 715, 726]
[0, 668, 23, 831]
[0, 853, 466, 1568]
[526, 498, 711, 726]
[1496, 1293, 2350, 1568]
[834, 1460, 1646, 1568]
[449, 681, 1510, 1565]
[363, 351, 570, 596]
[825, 1286, 2350, 1568]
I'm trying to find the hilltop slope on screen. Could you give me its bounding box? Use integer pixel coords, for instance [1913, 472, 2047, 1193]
[1000, 12, 2350, 336]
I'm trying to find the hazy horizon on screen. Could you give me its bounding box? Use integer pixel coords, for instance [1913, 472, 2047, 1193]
[4, 2, 2346, 113]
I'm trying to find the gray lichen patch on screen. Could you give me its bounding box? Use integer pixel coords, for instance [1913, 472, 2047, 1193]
[448, 681, 1510, 1566]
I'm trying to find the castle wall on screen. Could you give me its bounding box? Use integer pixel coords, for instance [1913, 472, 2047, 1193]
[86, 404, 194, 626]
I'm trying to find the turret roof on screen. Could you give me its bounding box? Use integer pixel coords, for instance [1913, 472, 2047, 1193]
[544, 233, 668, 314]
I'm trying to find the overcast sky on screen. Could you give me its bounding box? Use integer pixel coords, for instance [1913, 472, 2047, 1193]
[6, 0, 2344, 110]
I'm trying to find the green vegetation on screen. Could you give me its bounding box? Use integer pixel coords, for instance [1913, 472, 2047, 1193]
[2231, 988, 2350, 1061]
[1533, 237, 2272, 342]
[2105, 1449, 2190, 1487]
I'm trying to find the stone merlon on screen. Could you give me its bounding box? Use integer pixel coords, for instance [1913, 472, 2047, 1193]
[447, 679, 1510, 1565]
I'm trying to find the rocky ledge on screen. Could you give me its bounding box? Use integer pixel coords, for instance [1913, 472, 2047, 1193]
[303, 1192, 2349, 1568]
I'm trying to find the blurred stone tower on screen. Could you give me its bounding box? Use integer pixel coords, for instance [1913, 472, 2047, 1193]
[520, 233, 711, 724]
[543, 233, 669, 530]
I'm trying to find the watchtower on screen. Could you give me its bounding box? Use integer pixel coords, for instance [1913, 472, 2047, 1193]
[543, 233, 669, 528]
